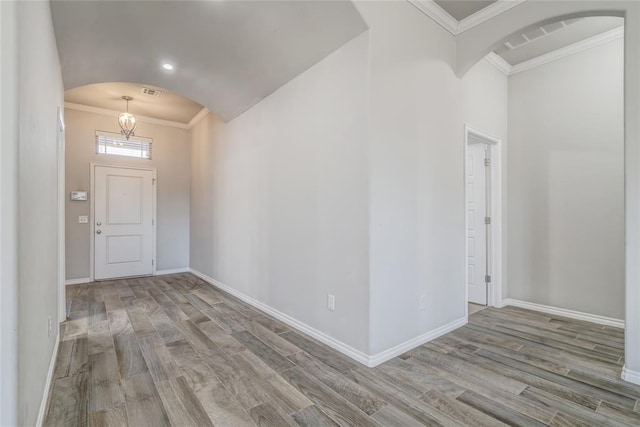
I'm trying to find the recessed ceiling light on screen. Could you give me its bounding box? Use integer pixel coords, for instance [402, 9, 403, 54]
[162, 63, 174, 71]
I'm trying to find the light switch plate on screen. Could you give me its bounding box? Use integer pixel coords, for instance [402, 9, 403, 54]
[78, 215, 88, 224]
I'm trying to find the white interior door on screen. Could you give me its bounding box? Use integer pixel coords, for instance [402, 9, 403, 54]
[94, 166, 154, 280]
[466, 143, 488, 305]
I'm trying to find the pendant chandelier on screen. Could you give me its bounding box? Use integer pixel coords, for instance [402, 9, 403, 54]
[118, 96, 137, 139]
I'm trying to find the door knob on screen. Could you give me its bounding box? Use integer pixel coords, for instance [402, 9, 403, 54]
[96, 221, 102, 226]
[96, 230, 102, 234]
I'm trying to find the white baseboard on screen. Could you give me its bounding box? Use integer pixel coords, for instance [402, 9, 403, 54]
[622, 366, 640, 385]
[36, 333, 60, 427]
[502, 298, 624, 329]
[65, 277, 90, 286]
[155, 267, 190, 276]
[368, 316, 467, 367]
[189, 269, 463, 368]
[189, 269, 371, 365]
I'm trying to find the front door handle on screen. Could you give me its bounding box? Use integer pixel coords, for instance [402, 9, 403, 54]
[96, 230, 102, 235]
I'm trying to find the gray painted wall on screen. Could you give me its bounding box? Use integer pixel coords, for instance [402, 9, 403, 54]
[360, 0, 465, 355]
[190, 0, 510, 357]
[1, 1, 20, 424]
[191, 31, 371, 353]
[507, 39, 624, 319]
[65, 109, 190, 280]
[16, 1, 64, 424]
[461, 58, 509, 301]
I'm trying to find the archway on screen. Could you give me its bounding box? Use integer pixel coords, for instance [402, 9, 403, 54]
[455, 0, 640, 385]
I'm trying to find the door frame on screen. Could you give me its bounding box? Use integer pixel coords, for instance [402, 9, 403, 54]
[464, 124, 503, 316]
[89, 163, 157, 282]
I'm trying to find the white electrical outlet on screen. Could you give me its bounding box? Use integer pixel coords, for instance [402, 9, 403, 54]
[420, 294, 427, 310]
[78, 215, 88, 224]
[48, 316, 53, 337]
[327, 294, 335, 311]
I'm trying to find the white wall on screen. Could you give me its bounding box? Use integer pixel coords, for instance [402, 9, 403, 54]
[507, 39, 624, 319]
[65, 108, 191, 279]
[356, 1, 509, 355]
[356, 1, 463, 355]
[0, 1, 19, 425]
[190, 32, 371, 353]
[191, 0, 509, 359]
[16, 1, 65, 425]
[461, 58, 509, 301]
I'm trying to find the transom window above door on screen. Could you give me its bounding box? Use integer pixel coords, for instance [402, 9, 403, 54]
[95, 131, 152, 159]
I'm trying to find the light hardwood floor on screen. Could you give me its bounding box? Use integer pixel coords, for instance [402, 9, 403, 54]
[44, 273, 640, 426]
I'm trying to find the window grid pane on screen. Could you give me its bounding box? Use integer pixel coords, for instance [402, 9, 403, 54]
[95, 132, 152, 159]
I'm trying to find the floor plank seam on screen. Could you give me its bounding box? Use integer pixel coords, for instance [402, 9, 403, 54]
[44, 273, 635, 427]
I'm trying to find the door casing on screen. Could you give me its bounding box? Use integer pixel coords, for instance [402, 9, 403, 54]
[89, 163, 157, 282]
[464, 125, 503, 316]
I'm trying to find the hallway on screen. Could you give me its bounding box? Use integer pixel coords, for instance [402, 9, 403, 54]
[45, 274, 639, 426]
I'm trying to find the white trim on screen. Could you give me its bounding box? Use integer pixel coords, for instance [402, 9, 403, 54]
[190, 269, 464, 367]
[65, 102, 192, 130]
[90, 163, 157, 281]
[368, 317, 467, 366]
[622, 366, 640, 385]
[484, 52, 512, 76]
[65, 278, 91, 286]
[407, 0, 458, 35]
[502, 299, 625, 329]
[155, 267, 190, 276]
[189, 269, 370, 366]
[187, 107, 210, 129]
[509, 26, 624, 76]
[408, 0, 526, 36]
[456, 0, 527, 34]
[464, 125, 503, 311]
[36, 333, 60, 427]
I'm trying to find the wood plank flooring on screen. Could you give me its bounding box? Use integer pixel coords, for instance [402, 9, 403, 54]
[46, 274, 640, 426]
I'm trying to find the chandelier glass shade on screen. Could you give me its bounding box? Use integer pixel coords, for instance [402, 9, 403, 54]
[118, 96, 137, 139]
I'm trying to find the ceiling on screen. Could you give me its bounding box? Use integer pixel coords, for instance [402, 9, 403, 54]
[494, 16, 624, 66]
[51, 1, 367, 122]
[430, 2, 623, 66]
[65, 82, 204, 124]
[433, 0, 497, 21]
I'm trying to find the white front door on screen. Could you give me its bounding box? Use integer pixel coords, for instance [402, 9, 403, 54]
[466, 143, 489, 305]
[94, 166, 155, 280]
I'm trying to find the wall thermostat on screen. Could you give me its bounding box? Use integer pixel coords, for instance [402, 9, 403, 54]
[70, 191, 88, 201]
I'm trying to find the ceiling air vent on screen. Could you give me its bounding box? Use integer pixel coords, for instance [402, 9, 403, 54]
[141, 87, 162, 97]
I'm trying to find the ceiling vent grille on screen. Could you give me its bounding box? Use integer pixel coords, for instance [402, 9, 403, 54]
[141, 87, 162, 97]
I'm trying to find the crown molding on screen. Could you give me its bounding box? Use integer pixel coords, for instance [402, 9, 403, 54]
[457, 0, 527, 34]
[187, 107, 210, 129]
[484, 52, 512, 76]
[407, 0, 458, 35]
[509, 26, 624, 76]
[408, 0, 526, 36]
[64, 102, 199, 130]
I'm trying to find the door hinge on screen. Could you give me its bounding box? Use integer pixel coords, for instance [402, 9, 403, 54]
[152, 178, 156, 185]
[484, 158, 491, 167]
[152, 219, 155, 226]
[485, 275, 491, 283]
[485, 216, 491, 225]
[152, 259, 154, 266]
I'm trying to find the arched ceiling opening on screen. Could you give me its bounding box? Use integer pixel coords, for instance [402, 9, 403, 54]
[455, 0, 628, 76]
[493, 16, 623, 66]
[51, 0, 368, 122]
[65, 82, 204, 125]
